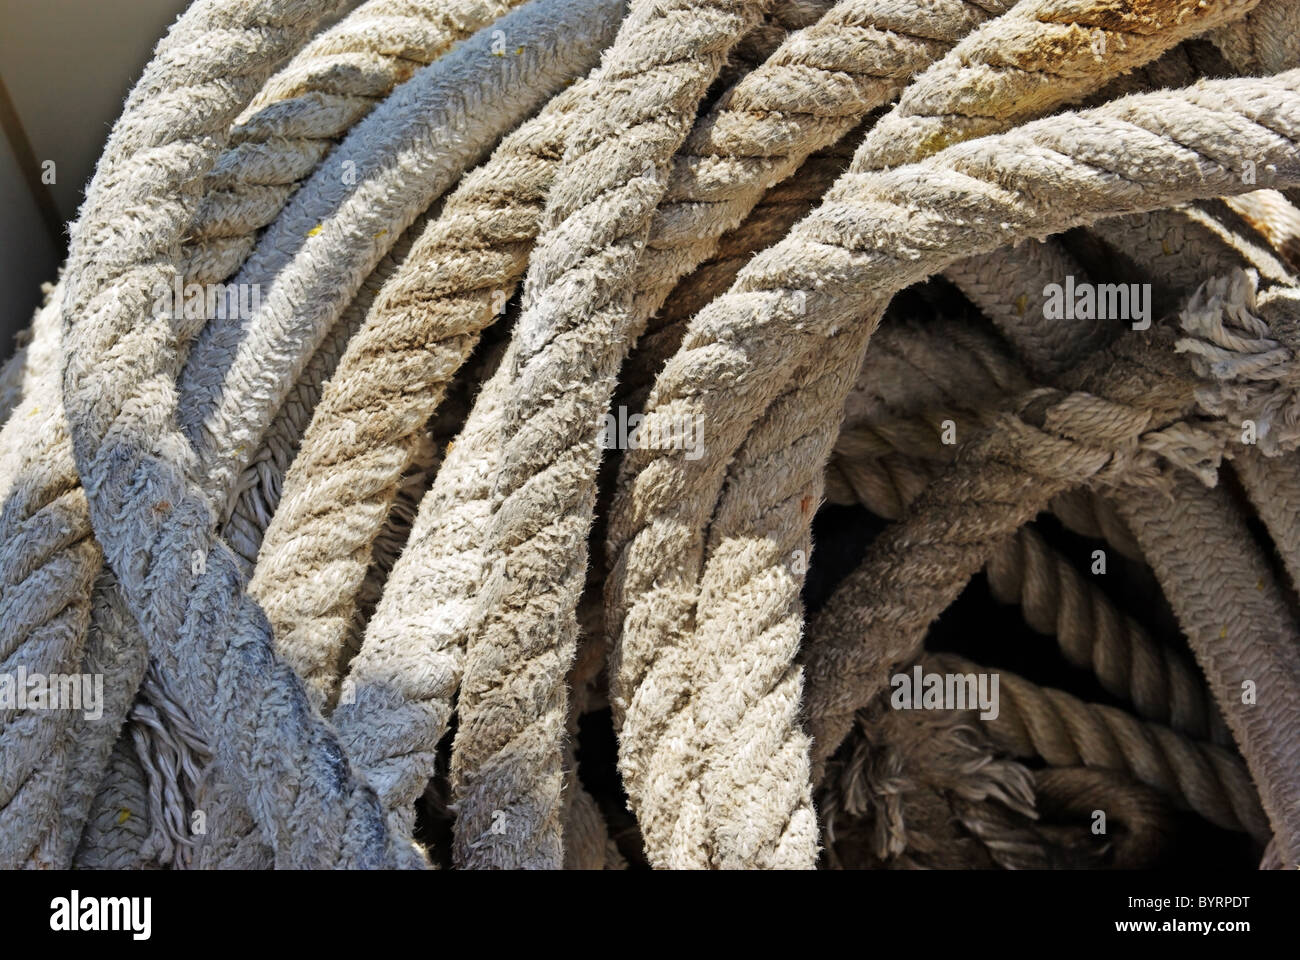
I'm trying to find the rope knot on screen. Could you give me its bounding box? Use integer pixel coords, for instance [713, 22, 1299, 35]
[1001, 385, 1228, 492]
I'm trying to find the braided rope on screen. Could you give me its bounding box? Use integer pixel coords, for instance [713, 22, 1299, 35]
[1115, 474, 1300, 861]
[176, 0, 625, 526]
[1210, 0, 1300, 76]
[70, 734, 159, 871]
[1233, 446, 1300, 593]
[222, 212, 426, 569]
[942, 240, 1112, 380]
[183, 0, 530, 286]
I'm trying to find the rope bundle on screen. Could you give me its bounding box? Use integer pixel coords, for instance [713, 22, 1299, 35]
[2, 0, 1299, 870]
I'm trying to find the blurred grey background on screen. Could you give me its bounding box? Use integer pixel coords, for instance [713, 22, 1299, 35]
[0, 0, 191, 360]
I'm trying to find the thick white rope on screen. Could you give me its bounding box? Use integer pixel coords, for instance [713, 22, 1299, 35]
[606, 72, 1300, 866]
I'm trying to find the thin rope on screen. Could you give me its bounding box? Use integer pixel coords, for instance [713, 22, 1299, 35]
[925, 653, 1270, 839]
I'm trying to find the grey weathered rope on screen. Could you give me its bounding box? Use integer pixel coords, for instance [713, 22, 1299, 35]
[71, 734, 159, 871]
[56, 0, 423, 869]
[1115, 471, 1300, 861]
[608, 72, 1300, 869]
[926, 653, 1270, 838]
[1233, 446, 1300, 593]
[183, 0, 530, 286]
[0, 371, 100, 867]
[44, 571, 151, 867]
[0, 0, 373, 869]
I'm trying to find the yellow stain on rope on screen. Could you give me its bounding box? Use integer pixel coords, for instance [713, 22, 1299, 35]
[118, 807, 131, 825]
[308, 224, 324, 237]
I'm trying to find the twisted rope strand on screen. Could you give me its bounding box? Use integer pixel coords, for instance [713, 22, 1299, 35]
[852, 0, 1263, 173]
[674, 0, 1266, 833]
[926, 653, 1269, 838]
[334, 345, 514, 840]
[453, 0, 769, 870]
[608, 72, 1300, 867]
